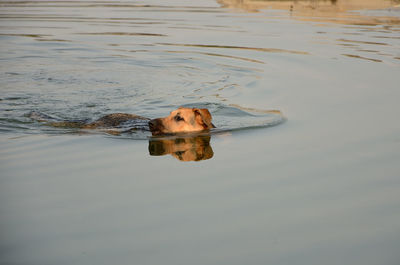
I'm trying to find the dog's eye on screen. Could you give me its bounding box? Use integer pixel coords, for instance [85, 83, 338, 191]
[174, 115, 184, 122]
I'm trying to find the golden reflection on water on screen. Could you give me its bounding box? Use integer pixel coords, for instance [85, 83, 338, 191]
[148, 136, 214, 162]
[218, 0, 400, 64]
[219, 0, 400, 26]
[218, 0, 399, 12]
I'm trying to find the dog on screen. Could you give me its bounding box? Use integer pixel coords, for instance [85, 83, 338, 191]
[32, 107, 215, 136]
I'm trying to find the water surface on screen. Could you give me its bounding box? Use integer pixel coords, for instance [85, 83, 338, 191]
[1, 1, 400, 265]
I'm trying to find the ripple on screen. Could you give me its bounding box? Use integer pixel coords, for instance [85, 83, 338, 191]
[158, 43, 309, 55]
[180, 102, 286, 134]
[76, 32, 167, 37]
[0, 33, 51, 38]
[36, 39, 71, 42]
[342, 54, 382, 62]
[165, 50, 265, 64]
[337, 38, 389, 46]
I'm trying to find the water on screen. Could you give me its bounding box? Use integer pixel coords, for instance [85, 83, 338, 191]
[1, 0, 400, 264]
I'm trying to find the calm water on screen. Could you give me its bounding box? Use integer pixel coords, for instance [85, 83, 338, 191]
[1, 0, 400, 264]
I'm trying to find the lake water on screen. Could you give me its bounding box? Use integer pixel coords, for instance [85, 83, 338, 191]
[1, 0, 400, 264]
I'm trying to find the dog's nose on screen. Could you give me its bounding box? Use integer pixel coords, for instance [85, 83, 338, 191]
[148, 119, 155, 130]
[148, 118, 160, 131]
[149, 118, 165, 135]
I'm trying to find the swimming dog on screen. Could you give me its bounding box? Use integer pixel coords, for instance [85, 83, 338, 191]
[32, 107, 215, 135]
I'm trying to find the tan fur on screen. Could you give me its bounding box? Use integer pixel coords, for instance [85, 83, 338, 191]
[149, 107, 215, 135]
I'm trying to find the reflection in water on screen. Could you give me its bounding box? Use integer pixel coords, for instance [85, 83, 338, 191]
[149, 135, 214, 162]
[219, 0, 400, 26]
[218, 0, 400, 64]
[219, 0, 399, 13]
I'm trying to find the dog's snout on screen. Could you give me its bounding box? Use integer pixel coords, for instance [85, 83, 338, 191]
[148, 119, 155, 129]
[149, 118, 163, 134]
[149, 118, 159, 128]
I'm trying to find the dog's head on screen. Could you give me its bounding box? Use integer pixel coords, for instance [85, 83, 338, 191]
[149, 107, 215, 135]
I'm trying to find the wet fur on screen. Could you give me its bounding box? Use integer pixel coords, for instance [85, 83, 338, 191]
[149, 108, 215, 135]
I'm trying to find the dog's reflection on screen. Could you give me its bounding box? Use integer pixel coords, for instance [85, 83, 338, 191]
[148, 135, 214, 162]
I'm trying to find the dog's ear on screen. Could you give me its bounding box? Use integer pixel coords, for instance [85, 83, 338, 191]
[193, 108, 215, 129]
